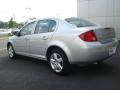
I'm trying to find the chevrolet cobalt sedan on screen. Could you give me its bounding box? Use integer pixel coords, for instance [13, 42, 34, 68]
[7, 17, 118, 74]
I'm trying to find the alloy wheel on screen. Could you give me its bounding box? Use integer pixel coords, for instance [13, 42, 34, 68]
[50, 53, 64, 73]
[8, 45, 14, 58]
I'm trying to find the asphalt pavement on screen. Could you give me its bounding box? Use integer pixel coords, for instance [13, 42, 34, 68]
[0, 43, 120, 90]
[0, 38, 8, 49]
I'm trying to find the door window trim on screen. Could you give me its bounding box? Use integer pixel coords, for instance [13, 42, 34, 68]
[34, 19, 57, 34]
[19, 21, 36, 36]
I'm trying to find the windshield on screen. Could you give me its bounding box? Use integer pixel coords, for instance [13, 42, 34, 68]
[65, 18, 96, 27]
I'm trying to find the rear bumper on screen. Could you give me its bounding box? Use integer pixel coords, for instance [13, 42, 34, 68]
[68, 39, 119, 64]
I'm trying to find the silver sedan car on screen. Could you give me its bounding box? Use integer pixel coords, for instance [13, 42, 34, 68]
[7, 17, 118, 74]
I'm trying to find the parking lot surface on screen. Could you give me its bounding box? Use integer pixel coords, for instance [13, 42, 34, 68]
[0, 38, 8, 49]
[0, 42, 120, 90]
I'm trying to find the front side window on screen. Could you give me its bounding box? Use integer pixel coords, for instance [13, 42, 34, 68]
[20, 22, 35, 36]
[34, 20, 56, 34]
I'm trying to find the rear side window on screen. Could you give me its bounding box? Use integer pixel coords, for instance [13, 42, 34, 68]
[34, 20, 56, 34]
[66, 18, 96, 27]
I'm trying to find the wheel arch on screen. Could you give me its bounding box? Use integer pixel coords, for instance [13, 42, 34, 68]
[7, 42, 12, 49]
[46, 43, 72, 62]
[7, 41, 14, 50]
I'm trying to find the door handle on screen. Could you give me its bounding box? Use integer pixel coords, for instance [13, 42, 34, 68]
[42, 36, 48, 40]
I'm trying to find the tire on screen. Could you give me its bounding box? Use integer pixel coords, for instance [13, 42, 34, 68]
[8, 44, 16, 59]
[48, 49, 70, 75]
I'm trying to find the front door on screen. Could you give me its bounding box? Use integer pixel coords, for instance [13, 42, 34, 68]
[14, 21, 36, 54]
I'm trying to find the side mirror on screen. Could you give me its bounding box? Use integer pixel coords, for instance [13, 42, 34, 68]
[12, 31, 19, 36]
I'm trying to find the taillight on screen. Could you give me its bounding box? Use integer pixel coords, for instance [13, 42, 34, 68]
[79, 30, 97, 42]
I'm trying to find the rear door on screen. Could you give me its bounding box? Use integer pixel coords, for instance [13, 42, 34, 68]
[29, 19, 56, 57]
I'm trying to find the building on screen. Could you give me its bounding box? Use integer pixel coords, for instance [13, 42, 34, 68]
[77, 0, 120, 39]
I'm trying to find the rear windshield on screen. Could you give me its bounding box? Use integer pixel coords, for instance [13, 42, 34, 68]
[65, 18, 96, 27]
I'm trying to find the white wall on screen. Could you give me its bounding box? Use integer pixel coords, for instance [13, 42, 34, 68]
[77, 0, 120, 39]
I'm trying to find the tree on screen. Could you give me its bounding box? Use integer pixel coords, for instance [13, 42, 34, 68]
[8, 17, 23, 28]
[0, 17, 24, 29]
[9, 18, 14, 28]
[0, 21, 8, 29]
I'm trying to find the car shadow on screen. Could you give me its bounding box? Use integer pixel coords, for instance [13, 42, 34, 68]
[69, 62, 117, 77]
[13, 55, 116, 77]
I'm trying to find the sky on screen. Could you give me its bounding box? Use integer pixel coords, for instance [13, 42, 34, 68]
[0, 0, 77, 22]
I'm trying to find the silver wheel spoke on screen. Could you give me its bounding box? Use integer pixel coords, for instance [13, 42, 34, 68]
[8, 46, 14, 57]
[53, 64, 58, 71]
[57, 58, 62, 63]
[53, 53, 58, 60]
[50, 58, 55, 63]
[57, 63, 62, 70]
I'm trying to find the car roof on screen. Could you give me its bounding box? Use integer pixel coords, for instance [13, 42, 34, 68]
[37, 17, 61, 21]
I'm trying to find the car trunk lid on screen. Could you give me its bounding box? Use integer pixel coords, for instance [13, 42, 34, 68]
[74, 26, 115, 43]
[94, 27, 115, 43]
